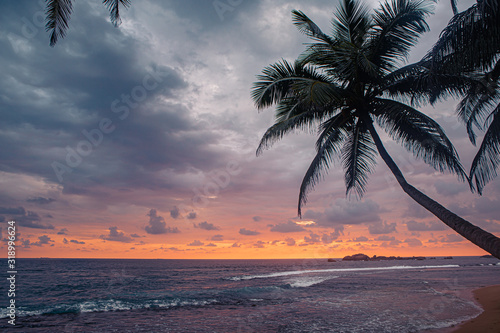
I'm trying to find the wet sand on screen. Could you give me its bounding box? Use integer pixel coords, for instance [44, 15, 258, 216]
[451, 285, 500, 333]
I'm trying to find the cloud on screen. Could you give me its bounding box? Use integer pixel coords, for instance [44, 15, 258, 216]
[0, 206, 54, 229]
[130, 233, 141, 238]
[100, 226, 133, 243]
[170, 206, 180, 219]
[304, 199, 381, 227]
[254, 240, 266, 248]
[368, 221, 397, 234]
[57, 228, 68, 235]
[239, 228, 260, 236]
[269, 220, 305, 233]
[406, 220, 447, 231]
[231, 243, 241, 248]
[63, 238, 68, 244]
[187, 240, 204, 246]
[404, 238, 423, 247]
[186, 212, 197, 220]
[439, 234, 464, 243]
[285, 237, 296, 246]
[434, 181, 467, 197]
[321, 227, 344, 244]
[206, 243, 217, 247]
[0, 207, 25, 214]
[194, 221, 220, 231]
[304, 233, 321, 243]
[70, 239, 85, 244]
[26, 197, 56, 205]
[403, 201, 431, 219]
[211, 234, 224, 241]
[145, 209, 180, 235]
[252, 216, 262, 222]
[375, 235, 396, 241]
[353, 236, 369, 242]
[23, 235, 55, 247]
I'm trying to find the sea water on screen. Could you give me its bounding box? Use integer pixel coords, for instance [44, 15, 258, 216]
[0, 257, 499, 332]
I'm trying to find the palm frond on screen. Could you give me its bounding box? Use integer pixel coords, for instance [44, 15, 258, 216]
[342, 119, 377, 198]
[251, 60, 342, 109]
[431, 0, 500, 72]
[103, 0, 131, 27]
[374, 98, 467, 180]
[298, 114, 351, 216]
[384, 58, 478, 106]
[457, 82, 500, 145]
[450, 0, 458, 15]
[292, 10, 335, 44]
[45, 0, 73, 47]
[332, 0, 372, 45]
[256, 101, 332, 156]
[470, 106, 500, 194]
[367, 0, 433, 73]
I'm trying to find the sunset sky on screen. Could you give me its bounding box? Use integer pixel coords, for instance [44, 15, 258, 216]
[1, 0, 498, 259]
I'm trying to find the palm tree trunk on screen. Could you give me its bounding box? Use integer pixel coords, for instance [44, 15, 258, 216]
[363, 117, 500, 259]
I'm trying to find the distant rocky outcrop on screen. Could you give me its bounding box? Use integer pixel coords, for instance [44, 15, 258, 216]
[342, 253, 370, 261]
[340, 253, 428, 261]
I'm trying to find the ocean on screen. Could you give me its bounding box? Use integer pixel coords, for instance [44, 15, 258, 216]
[1, 257, 499, 332]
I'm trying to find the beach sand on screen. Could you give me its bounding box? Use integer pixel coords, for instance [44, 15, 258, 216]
[451, 285, 500, 333]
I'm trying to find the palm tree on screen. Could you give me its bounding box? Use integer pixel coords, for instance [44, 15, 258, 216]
[45, 0, 131, 46]
[400, 0, 500, 194]
[252, 0, 500, 258]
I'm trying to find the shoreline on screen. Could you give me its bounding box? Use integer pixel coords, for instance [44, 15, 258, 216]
[450, 284, 500, 332]
[423, 284, 500, 333]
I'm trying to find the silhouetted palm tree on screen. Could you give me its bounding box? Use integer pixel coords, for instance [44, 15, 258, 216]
[252, 0, 500, 258]
[45, 0, 131, 46]
[408, 0, 500, 194]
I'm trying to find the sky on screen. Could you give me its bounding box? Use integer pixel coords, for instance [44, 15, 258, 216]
[1, 0, 498, 259]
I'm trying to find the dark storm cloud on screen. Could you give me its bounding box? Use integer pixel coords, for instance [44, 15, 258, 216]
[0, 207, 26, 215]
[0, 206, 54, 229]
[165, 0, 257, 27]
[26, 197, 56, 205]
[0, 1, 228, 198]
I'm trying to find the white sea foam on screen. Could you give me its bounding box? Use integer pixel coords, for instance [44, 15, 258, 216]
[288, 276, 339, 288]
[229, 265, 460, 281]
